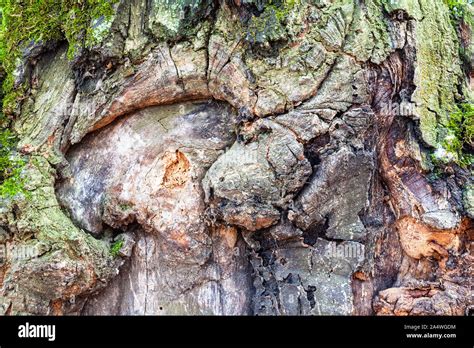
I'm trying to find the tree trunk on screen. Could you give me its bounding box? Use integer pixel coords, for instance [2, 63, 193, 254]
[0, 0, 472, 316]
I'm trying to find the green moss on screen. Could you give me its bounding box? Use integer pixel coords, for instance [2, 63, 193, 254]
[425, 1, 474, 168]
[247, 6, 285, 43]
[0, 128, 26, 197]
[386, 0, 464, 147]
[0, 0, 118, 116]
[273, 0, 300, 21]
[110, 239, 123, 257]
[246, 0, 300, 44]
[444, 0, 474, 80]
[1, 73, 25, 115]
[463, 104, 474, 144]
[444, 0, 474, 25]
[432, 103, 474, 168]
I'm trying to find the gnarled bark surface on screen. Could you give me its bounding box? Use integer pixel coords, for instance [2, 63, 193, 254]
[0, 0, 472, 315]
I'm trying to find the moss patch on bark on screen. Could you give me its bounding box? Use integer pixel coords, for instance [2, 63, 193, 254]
[0, 0, 118, 115]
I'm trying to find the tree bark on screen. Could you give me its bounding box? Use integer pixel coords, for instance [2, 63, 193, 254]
[0, 0, 472, 316]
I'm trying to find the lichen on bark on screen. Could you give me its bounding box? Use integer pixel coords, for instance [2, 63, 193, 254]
[385, 0, 466, 148]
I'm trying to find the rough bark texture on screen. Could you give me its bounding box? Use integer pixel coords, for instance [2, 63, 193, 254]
[0, 0, 472, 316]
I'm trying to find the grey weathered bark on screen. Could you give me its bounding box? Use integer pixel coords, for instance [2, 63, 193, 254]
[0, 0, 472, 315]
